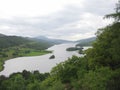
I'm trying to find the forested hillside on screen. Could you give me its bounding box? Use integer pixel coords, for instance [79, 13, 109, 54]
[0, 34, 54, 71]
[0, 1, 120, 90]
[0, 35, 30, 49]
[76, 37, 96, 46]
[35, 36, 71, 44]
[0, 34, 54, 50]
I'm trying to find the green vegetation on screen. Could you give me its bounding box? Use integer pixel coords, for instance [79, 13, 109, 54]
[0, 35, 32, 49]
[49, 55, 55, 59]
[0, 47, 52, 71]
[66, 47, 82, 51]
[0, 35, 54, 50]
[66, 46, 83, 54]
[0, 35, 54, 71]
[0, 70, 50, 90]
[76, 37, 96, 46]
[0, 1, 120, 90]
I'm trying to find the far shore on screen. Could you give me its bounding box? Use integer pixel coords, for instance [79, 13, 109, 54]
[0, 50, 52, 72]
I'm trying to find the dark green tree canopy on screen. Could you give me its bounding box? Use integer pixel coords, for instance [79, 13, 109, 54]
[86, 1, 120, 69]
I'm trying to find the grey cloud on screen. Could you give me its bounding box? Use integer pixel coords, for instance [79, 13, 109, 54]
[83, 0, 116, 15]
[0, 0, 116, 40]
[0, 6, 83, 35]
[0, 6, 81, 29]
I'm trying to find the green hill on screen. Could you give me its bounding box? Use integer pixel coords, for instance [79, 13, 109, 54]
[0, 1, 120, 89]
[35, 36, 72, 44]
[0, 34, 55, 71]
[0, 34, 55, 50]
[76, 37, 96, 46]
[0, 35, 30, 49]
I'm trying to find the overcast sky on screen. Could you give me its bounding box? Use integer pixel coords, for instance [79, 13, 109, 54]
[0, 0, 117, 41]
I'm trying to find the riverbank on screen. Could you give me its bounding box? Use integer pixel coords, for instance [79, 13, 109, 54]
[0, 47, 52, 71]
[0, 43, 81, 76]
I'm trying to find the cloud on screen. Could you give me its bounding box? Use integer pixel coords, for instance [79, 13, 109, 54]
[0, 0, 116, 40]
[83, 0, 116, 15]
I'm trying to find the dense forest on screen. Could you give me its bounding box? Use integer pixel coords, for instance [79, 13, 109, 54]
[0, 1, 120, 90]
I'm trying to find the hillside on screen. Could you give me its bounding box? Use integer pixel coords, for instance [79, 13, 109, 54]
[0, 1, 120, 90]
[0, 35, 30, 49]
[76, 37, 96, 46]
[0, 33, 6, 37]
[0, 34, 56, 50]
[35, 36, 72, 44]
[0, 34, 54, 71]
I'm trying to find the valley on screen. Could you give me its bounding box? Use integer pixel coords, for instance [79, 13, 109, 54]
[0, 33, 94, 71]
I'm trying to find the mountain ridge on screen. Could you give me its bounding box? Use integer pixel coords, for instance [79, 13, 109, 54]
[76, 37, 96, 46]
[34, 36, 72, 44]
[0, 33, 96, 49]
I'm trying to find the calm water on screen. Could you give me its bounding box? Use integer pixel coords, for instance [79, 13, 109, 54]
[0, 43, 89, 76]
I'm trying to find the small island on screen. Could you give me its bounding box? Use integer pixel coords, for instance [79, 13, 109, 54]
[66, 46, 83, 51]
[66, 45, 84, 54]
[49, 55, 55, 59]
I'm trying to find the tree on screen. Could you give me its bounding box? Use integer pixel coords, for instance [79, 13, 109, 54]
[86, 1, 120, 70]
[105, 0, 120, 21]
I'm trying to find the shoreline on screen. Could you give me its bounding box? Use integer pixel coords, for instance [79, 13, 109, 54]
[0, 50, 52, 72]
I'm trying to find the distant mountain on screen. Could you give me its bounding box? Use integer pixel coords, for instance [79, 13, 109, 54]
[35, 36, 48, 40]
[76, 37, 96, 46]
[0, 33, 96, 49]
[76, 37, 96, 42]
[0, 34, 55, 50]
[0, 33, 6, 37]
[35, 36, 72, 44]
[0, 34, 31, 49]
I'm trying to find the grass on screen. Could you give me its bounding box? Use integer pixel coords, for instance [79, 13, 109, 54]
[0, 47, 52, 71]
[0, 62, 3, 71]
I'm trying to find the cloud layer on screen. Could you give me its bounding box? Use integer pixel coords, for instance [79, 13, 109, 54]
[0, 0, 116, 40]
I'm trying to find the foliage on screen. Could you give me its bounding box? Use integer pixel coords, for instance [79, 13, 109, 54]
[0, 35, 53, 71]
[66, 47, 83, 51]
[0, 70, 49, 90]
[105, 0, 120, 21]
[0, 1, 120, 90]
[0, 36, 30, 49]
[86, 21, 120, 70]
